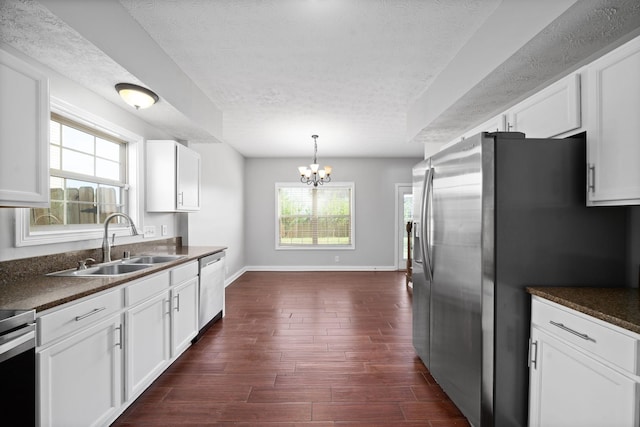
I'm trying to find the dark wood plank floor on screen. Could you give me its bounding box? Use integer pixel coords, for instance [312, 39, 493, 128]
[112, 271, 469, 426]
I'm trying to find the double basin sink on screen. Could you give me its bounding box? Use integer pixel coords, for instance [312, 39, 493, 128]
[48, 255, 186, 277]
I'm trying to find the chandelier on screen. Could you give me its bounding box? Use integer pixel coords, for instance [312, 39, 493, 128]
[297, 135, 332, 187]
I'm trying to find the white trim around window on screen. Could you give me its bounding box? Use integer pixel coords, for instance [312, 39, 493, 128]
[274, 182, 355, 251]
[15, 97, 144, 247]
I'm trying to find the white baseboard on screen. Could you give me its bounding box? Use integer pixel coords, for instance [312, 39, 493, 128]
[243, 265, 398, 272]
[225, 265, 399, 286]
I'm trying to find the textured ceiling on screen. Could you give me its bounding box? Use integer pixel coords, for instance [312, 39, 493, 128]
[1, 0, 640, 158]
[117, 0, 501, 157]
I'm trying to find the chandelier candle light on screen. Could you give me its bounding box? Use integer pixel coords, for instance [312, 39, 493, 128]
[298, 135, 332, 187]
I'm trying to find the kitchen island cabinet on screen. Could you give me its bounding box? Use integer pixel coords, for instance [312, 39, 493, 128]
[0, 47, 49, 207]
[528, 293, 640, 426]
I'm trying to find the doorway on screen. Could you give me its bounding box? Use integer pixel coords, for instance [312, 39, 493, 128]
[396, 184, 413, 270]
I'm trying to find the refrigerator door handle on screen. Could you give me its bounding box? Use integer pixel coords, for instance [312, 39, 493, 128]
[421, 166, 433, 281]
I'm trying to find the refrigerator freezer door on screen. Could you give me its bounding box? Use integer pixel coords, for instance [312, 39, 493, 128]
[428, 135, 485, 427]
[411, 160, 431, 367]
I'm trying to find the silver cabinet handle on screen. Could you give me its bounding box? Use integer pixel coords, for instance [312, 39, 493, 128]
[529, 339, 538, 369]
[550, 321, 596, 342]
[164, 299, 171, 315]
[174, 294, 180, 312]
[115, 324, 123, 349]
[587, 164, 596, 193]
[75, 307, 106, 321]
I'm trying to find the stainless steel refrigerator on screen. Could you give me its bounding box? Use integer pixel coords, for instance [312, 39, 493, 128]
[411, 132, 627, 427]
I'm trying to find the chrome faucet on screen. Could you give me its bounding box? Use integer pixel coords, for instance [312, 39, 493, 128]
[102, 213, 139, 263]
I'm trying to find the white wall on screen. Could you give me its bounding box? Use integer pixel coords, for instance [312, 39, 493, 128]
[186, 142, 245, 281]
[244, 157, 420, 270]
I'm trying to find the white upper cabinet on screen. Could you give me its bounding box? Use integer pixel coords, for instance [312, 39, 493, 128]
[507, 73, 581, 138]
[0, 48, 49, 207]
[146, 140, 201, 212]
[586, 36, 640, 206]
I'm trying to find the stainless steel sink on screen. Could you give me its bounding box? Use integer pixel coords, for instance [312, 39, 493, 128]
[48, 262, 151, 277]
[122, 255, 185, 264]
[47, 254, 186, 277]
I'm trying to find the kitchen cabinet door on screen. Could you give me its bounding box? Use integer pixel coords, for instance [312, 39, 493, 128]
[507, 73, 581, 138]
[171, 276, 199, 357]
[529, 326, 638, 427]
[176, 143, 200, 210]
[124, 291, 171, 401]
[146, 140, 200, 212]
[37, 315, 122, 427]
[586, 36, 640, 206]
[0, 47, 49, 207]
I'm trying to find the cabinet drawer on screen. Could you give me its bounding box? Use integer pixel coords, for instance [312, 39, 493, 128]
[125, 271, 170, 306]
[38, 289, 122, 346]
[170, 261, 198, 285]
[532, 298, 640, 375]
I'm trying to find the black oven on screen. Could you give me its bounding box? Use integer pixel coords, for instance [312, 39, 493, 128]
[0, 309, 36, 426]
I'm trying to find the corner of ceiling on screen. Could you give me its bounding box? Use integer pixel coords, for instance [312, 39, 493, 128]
[405, 0, 580, 145]
[38, 0, 224, 143]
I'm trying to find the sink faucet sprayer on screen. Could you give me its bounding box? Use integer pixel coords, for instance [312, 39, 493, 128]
[102, 213, 139, 263]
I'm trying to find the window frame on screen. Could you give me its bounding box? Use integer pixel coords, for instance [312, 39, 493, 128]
[275, 182, 355, 251]
[15, 97, 143, 247]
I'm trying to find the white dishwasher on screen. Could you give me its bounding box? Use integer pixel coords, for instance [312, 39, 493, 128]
[197, 251, 225, 337]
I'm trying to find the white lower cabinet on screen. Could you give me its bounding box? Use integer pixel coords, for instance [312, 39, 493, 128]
[37, 314, 123, 427]
[171, 276, 199, 357]
[37, 260, 202, 427]
[529, 297, 640, 427]
[125, 291, 171, 400]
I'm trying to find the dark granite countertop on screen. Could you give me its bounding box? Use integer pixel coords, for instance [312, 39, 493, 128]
[527, 287, 640, 335]
[0, 245, 226, 313]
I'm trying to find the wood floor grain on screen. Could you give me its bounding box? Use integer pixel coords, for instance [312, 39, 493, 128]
[111, 271, 469, 426]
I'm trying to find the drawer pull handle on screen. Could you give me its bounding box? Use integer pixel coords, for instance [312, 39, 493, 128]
[75, 307, 106, 321]
[550, 321, 596, 342]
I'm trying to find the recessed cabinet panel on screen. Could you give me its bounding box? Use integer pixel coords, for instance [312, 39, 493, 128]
[176, 144, 200, 210]
[125, 291, 170, 400]
[171, 277, 199, 357]
[529, 327, 637, 427]
[0, 48, 49, 207]
[508, 73, 581, 138]
[529, 297, 640, 427]
[146, 140, 200, 212]
[37, 315, 122, 427]
[587, 36, 640, 205]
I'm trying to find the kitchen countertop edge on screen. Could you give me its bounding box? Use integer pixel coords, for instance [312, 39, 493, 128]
[0, 246, 226, 313]
[527, 286, 640, 335]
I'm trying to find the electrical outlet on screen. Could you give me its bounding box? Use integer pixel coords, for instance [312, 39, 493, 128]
[143, 226, 156, 237]
[161, 225, 168, 236]
[334, 255, 340, 263]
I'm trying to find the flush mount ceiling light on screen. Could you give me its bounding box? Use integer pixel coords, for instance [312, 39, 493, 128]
[115, 83, 159, 110]
[298, 135, 332, 187]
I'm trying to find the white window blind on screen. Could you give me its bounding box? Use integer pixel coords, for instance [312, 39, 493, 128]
[276, 183, 354, 248]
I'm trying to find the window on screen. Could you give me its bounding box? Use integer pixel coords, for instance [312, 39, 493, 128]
[29, 113, 127, 230]
[276, 183, 354, 249]
[16, 100, 142, 247]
